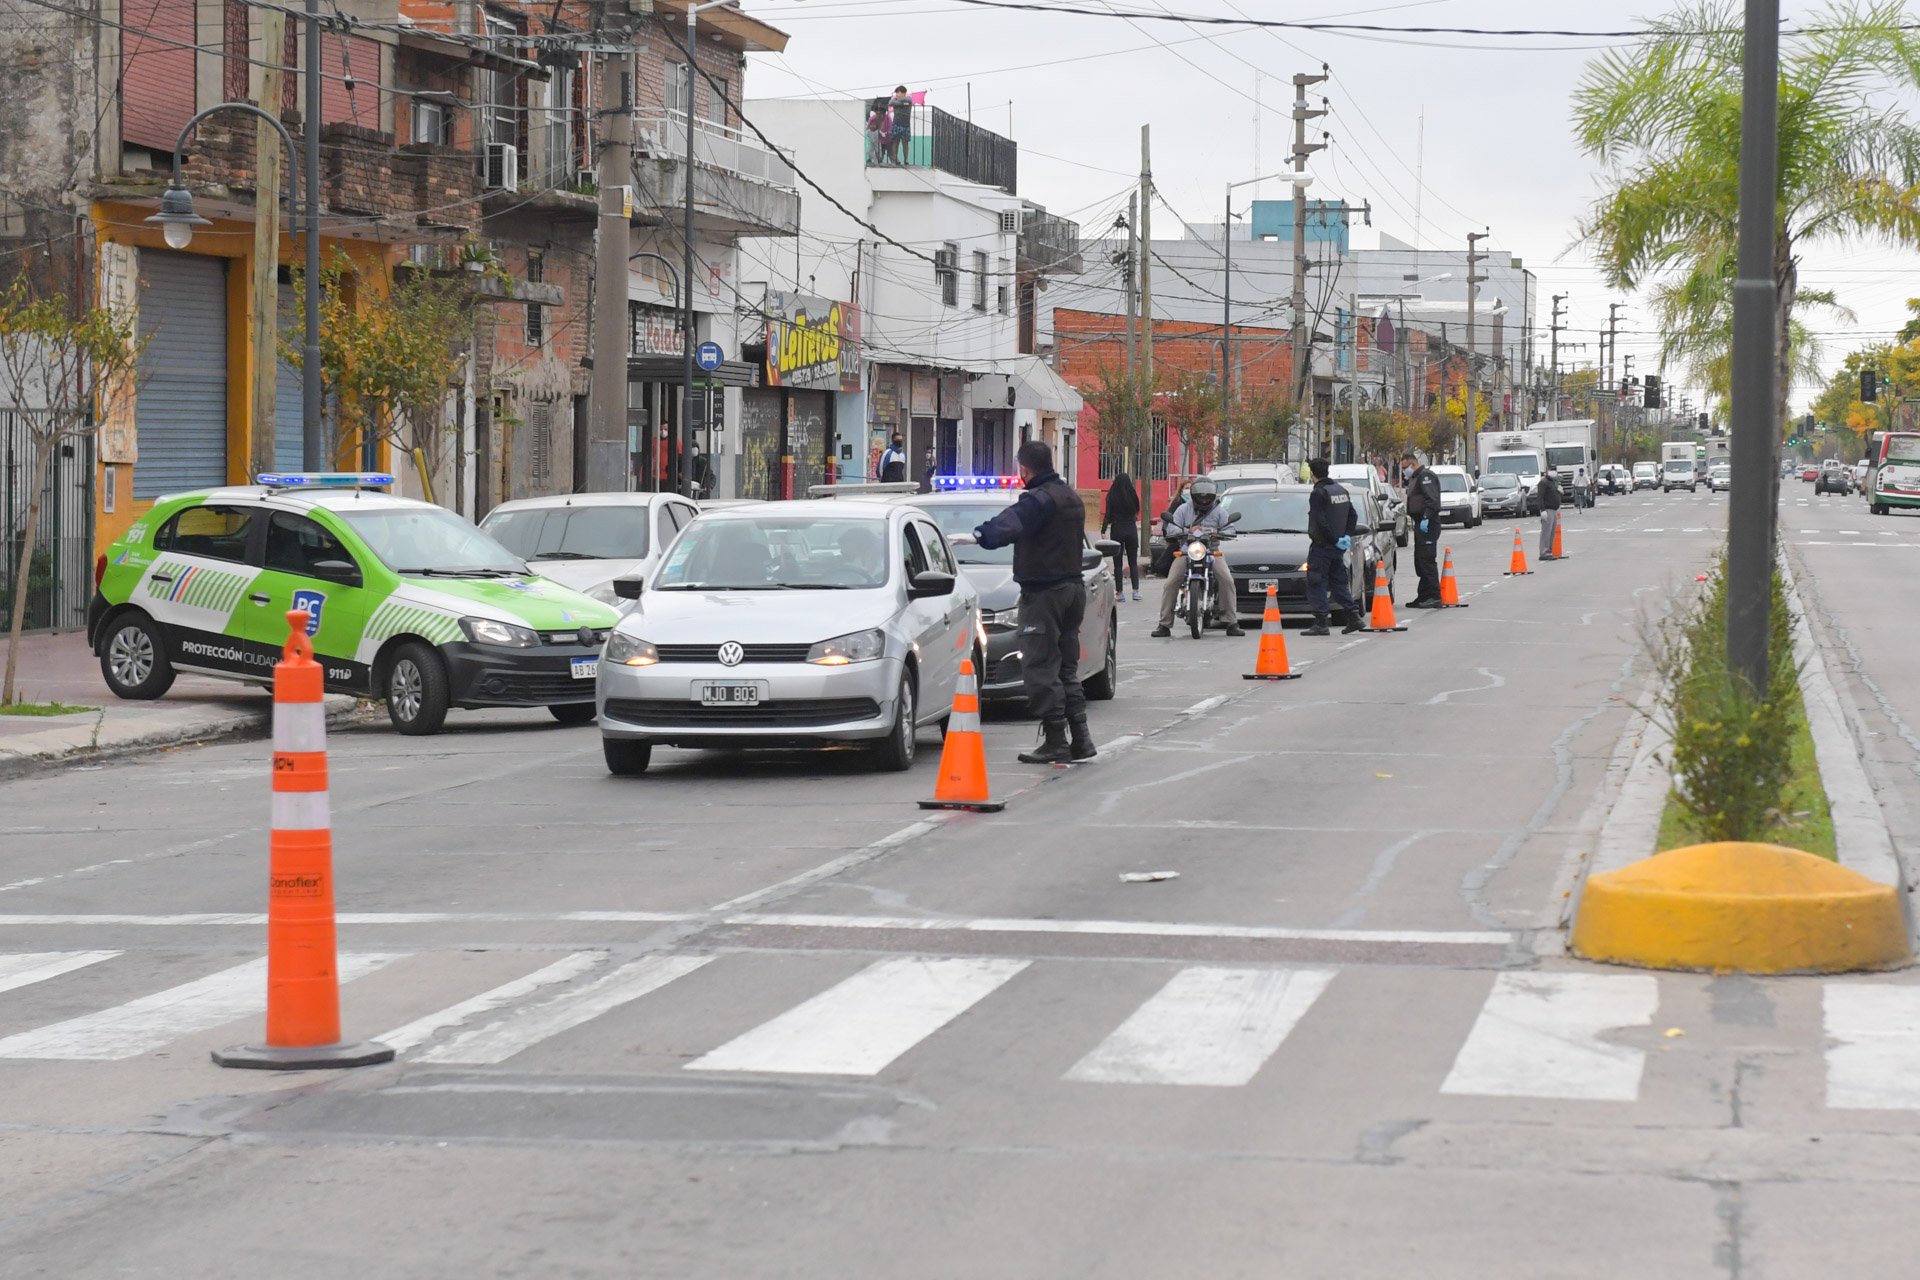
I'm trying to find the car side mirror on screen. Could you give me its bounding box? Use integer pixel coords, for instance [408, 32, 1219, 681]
[1093, 539, 1121, 556]
[310, 559, 362, 587]
[907, 569, 955, 599]
[1081, 550, 1103, 571]
[1227, 509, 1243, 524]
[612, 578, 644, 600]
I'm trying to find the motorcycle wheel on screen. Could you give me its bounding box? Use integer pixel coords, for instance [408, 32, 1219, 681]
[1188, 579, 1206, 639]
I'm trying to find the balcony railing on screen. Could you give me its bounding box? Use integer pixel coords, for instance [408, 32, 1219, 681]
[1019, 204, 1080, 274]
[634, 109, 797, 190]
[868, 105, 1016, 193]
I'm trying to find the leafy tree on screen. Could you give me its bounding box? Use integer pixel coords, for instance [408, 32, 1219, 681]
[1228, 386, 1299, 461]
[1155, 367, 1224, 478]
[1574, 0, 1920, 432]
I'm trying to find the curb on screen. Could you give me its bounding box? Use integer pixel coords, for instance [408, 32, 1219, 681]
[0, 694, 366, 781]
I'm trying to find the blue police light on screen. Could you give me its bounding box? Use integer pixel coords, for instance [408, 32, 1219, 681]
[259, 472, 396, 489]
[931, 475, 1022, 490]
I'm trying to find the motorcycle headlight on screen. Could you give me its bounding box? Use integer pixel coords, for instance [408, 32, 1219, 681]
[604, 632, 658, 666]
[808, 627, 886, 665]
[459, 616, 538, 648]
[1186, 540, 1207, 560]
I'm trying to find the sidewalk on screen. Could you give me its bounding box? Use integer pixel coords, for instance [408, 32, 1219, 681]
[0, 629, 360, 775]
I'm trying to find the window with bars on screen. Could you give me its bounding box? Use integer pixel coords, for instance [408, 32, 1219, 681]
[936, 244, 958, 307]
[1098, 440, 1123, 480]
[973, 250, 988, 312]
[525, 254, 544, 346]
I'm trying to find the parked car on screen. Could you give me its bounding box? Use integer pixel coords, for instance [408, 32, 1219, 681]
[1478, 472, 1530, 519]
[1598, 464, 1631, 495]
[1218, 484, 1396, 624]
[1430, 465, 1482, 527]
[1328, 463, 1409, 547]
[480, 491, 701, 609]
[1631, 462, 1660, 490]
[1708, 462, 1732, 493]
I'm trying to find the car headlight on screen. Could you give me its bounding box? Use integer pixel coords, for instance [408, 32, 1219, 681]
[981, 607, 1020, 629]
[585, 582, 623, 606]
[808, 627, 886, 665]
[460, 616, 538, 648]
[604, 631, 658, 666]
[1299, 561, 1310, 571]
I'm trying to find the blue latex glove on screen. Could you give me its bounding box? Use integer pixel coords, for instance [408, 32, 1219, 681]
[1418, 518, 1429, 534]
[1336, 535, 1352, 551]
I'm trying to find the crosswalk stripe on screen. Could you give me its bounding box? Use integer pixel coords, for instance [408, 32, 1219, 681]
[376, 952, 607, 1054]
[1065, 966, 1336, 1086]
[0, 953, 398, 1060]
[416, 954, 712, 1065]
[1823, 984, 1920, 1109]
[0, 951, 120, 995]
[1440, 972, 1658, 1101]
[687, 956, 1029, 1076]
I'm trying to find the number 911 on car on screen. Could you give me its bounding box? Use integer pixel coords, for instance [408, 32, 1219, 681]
[595, 501, 981, 777]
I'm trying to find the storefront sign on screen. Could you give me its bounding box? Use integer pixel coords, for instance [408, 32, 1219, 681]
[629, 302, 683, 357]
[764, 292, 861, 391]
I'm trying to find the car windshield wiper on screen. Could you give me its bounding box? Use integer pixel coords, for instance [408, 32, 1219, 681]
[402, 567, 523, 578]
[530, 551, 603, 561]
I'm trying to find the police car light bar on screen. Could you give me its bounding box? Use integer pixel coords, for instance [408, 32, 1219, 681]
[259, 473, 396, 489]
[931, 475, 1022, 490]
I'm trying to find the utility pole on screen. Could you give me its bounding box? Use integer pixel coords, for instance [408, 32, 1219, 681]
[1548, 293, 1567, 423]
[249, 4, 286, 480]
[1139, 125, 1154, 551]
[1289, 67, 1328, 452]
[1465, 230, 1488, 441]
[1122, 193, 1138, 380]
[301, 0, 322, 469]
[588, 47, 634, 495]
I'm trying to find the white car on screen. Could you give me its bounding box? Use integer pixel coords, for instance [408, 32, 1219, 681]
[595, 500, 980, 775]
[1430, 465, 1483, 527]
[480, 491, 702, 608]
[1708, 463, 1732, 492]
[1328, 463, 1410, 547]
[1632, 462, 1660, 490]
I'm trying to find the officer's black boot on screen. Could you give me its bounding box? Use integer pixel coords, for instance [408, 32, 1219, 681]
[1018, 721, 1073, 764]
[1068, 715, 1098, 761]
[1304, 613, 1331, 637]
[1341, 609, 1366, 634]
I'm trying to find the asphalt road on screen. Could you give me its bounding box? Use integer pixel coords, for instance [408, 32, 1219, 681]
[4, 484, 1920, 1278]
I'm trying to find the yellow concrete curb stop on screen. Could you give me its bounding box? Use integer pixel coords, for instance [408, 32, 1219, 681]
[1571, 841, 1911, 974]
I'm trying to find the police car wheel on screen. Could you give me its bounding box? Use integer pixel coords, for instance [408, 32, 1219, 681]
[385, 642, 449, 736]
[603, 738, 652, 775]
[548, 702, 596, 726]
[100, 614, 174, 700]
[871, 669, 917, 772]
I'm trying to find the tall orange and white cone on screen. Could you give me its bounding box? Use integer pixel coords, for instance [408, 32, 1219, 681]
[1505, 528, 1532, 575]
[1437, 548, 1467, 607]
[1551, 517, 1567, 560]
[1243, 584, 1302, 680]
[213, 611, 393, 1070]
[1365, 564, 1406, 632]
[919, 658, 1006, 812]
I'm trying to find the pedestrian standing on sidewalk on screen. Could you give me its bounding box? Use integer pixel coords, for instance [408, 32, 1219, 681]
[1101, 472, 1142, 600]
[969, 440, 1097, 764]
[1537, 470, 1563, 561]
[1401, 452, 1443, 607]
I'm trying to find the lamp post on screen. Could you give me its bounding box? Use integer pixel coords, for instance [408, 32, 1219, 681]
[146, 99, 320, 468]
[1223, 169, 1313, 463]
[680, 0, 733, 498]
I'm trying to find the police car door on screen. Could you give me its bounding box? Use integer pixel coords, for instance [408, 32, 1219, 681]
[242, 509, 376, 692]
[138, 503, 267, 680]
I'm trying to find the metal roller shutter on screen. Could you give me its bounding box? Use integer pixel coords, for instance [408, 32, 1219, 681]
[274, 283, 303, 471]
[120, 0, 196, 153]
[134, 251, 229, 499]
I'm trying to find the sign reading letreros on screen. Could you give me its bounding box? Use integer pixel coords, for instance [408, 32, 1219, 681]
[764, 292, 861, 392]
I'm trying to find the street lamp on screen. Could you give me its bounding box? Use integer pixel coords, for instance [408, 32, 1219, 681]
[678, 0, 734, 498]
[1222, 169, 1315, 463]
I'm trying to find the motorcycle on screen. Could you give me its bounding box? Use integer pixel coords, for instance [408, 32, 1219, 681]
[1170, 511, 1242, 639]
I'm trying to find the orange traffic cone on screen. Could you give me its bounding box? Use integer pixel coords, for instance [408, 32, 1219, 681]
[1438, 548, 1467, 607]
[213, 611, 392, 1070]
[1550, 517, 1566, 560]
[1366, 564, 1406, 632]
[920, 658, 1006, 812]
[1243, 584, 1302, 680]
[1505, 528, 1532, 575]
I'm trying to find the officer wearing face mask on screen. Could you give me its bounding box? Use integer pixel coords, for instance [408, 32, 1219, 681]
[1401, 452, 1443, 608]
[1305, 457, 1364, 636]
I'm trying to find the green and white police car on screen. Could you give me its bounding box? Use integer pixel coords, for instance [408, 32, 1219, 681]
[87, 473, 621, 735]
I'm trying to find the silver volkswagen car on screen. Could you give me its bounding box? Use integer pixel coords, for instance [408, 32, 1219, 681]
[596, 501, 980, 775]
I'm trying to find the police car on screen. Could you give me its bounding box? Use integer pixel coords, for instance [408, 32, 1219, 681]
[87, 474, 621, 735]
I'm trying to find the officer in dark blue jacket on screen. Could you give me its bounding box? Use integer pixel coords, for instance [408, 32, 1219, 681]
[972, 440, 1095, 764]
[1305, 457, 1364, 636]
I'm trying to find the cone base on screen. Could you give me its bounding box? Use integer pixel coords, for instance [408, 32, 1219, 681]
[1504, 570, 1533, 576]
[1243, 672, 1303, 680]
[212, 1039, 395, 1071]
[1436, 602, 1468, 608]
[1364, 625, 1408, 633]
[918, 798, 1007, 812]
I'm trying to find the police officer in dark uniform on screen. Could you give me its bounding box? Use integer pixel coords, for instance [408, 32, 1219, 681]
[1401, 451, 1443, 607]
[972, 440, 1095, 763]
[1305, 457, 1364, 636]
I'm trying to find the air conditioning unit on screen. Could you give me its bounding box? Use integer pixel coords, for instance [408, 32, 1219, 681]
[484, 143, 519, 191]
[999, 209, 1020, 235]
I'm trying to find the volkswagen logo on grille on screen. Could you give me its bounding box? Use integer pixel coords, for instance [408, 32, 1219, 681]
[717, 641, 745, 667]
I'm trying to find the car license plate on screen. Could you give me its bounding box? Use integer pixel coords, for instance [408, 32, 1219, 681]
[570, 658, 598, 680]
[1248, 578, 1276, 593]
[698, 682, 761, 707]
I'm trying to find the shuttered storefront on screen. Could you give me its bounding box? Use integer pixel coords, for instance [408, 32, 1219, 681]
[787, 391, 827, 497]
[134, 251, 229, 499]
[120, 0, 196, 153]
[274, 283, 303, 471]
[740, 389, 779, 500]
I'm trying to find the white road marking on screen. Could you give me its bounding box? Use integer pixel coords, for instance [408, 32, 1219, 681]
[417, 954, 712, 1065]
[0, 911, 696, 927]
[687, 955, 1028, 1076]
[376, 952, 607, 1053]
[729, 912, 1511, 946]
[1425, 668, 1506, 705]
[0, 951, 119, 995]
[0, 953, 398, 1060]
[1440, 971, 1658, 1101]
[1825, 985, 1920, 1109]
[1066, 966, 1335, 1086]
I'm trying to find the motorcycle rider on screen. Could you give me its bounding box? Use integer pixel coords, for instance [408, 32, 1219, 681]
[1305, 457, 1365, 636]
[1151, 478, 1243, 638]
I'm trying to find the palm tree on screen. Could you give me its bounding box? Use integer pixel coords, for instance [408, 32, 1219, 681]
[1573, 0, 1920, 426]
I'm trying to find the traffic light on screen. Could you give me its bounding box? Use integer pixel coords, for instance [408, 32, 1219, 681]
[1698, 412, 1710, 432]
[1863, 369, 1878, 402]
[1804, 413, 1816, 436]
[1643, 375, 1662, 409]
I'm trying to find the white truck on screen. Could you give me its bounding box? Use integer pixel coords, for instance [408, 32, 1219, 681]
[1475, 428, 1547, 513]
[1661, 440, 1698, 492]
[1538, 419, 1600, 508]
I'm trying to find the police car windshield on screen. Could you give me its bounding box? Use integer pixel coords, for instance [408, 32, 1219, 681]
[484, 506, 648, 561]
[336, 507, 526, 576]
[1218, 491, 1309, 534]
[921, 505, 1013, 564]
[654, 516, 888, 589]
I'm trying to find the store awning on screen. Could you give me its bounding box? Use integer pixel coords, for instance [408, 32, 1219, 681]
[627, 356, 760, 388]
[970, 355, 1083, 415]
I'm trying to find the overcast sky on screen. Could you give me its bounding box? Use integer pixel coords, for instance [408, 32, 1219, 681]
[747, 0, 1920, 415]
